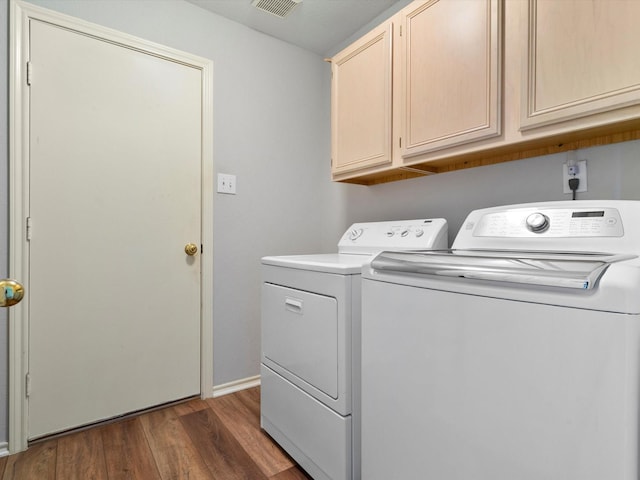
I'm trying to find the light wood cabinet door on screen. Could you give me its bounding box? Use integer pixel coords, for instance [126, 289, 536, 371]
[522, 0, 640, 130]
[331, 22, 393, 174]
[400, 0, 501, 159]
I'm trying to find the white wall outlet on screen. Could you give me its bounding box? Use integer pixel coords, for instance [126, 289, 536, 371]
[217, 173, 236, 195]
[562, 159, 587, 194]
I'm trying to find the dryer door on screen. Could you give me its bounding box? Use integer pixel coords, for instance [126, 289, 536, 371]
[262, 283, 338, 398]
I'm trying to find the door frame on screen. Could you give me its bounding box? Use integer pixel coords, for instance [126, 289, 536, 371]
[8, 0, 214, 453]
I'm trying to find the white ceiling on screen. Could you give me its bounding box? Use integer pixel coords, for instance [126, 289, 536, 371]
[185, 0, 412, 56]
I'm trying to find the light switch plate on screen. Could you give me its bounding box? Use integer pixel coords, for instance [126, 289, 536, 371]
[217, 173, 236, 194]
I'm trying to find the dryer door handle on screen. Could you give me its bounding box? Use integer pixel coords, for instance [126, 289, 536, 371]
[284, 297, 303, 314]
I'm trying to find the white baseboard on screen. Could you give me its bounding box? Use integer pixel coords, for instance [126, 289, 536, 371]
[212, 375, 261, 398]
[0, 442, 9, 457]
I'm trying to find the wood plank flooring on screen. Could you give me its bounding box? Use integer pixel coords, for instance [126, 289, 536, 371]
[0, 387, 311, 479]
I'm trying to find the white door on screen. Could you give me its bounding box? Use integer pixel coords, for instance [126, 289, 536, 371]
[27, 19, 202, 439]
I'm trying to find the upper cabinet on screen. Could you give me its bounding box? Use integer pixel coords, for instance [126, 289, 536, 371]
[330, 0, 501, 177]
[331, 0, 640, 184]
[521, 0, 640, 130]
[400, 0, 501, 158]
[331, 22, 393, 175]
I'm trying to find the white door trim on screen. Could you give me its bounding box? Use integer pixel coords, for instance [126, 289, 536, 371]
[8, 0, 214, 453]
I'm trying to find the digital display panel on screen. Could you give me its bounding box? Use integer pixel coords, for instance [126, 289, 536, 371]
[572, 211, 605, 218]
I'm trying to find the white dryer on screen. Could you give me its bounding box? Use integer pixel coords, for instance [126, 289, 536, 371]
[261, 218, 448, 480]
[361, 200, 640, 480]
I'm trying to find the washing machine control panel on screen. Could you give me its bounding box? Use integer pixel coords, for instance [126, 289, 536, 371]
[474, 207, 624, 238]
[338, 218, 448, 254]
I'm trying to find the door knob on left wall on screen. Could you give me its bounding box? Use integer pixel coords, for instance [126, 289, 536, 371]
[0, 279, 24, 307]
[185, 243, 199, 256]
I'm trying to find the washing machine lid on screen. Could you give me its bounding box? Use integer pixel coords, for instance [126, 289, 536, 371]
[369, 249, 636, 290]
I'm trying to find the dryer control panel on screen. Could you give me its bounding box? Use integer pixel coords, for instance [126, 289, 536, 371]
[338, 218, 448, 255]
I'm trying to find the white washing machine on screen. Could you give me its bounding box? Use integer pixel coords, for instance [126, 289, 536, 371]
[261, 218, 448, 480]
[361, 200, 640, 480]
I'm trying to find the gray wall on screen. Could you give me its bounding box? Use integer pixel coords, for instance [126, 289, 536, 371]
[322, 141, 640, 246]
[1, 0, 640, 445]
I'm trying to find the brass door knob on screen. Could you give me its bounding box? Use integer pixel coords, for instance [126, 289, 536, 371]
[185, 243, 199, 256]
[0, 279, 24, 307]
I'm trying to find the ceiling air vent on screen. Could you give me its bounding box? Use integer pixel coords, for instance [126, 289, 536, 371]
[251, 0, 302, 18]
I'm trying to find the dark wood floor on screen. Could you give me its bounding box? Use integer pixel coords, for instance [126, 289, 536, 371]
[0, 387, 311, 479]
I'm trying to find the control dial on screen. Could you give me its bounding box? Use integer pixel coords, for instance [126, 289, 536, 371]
[348, 228, 364, 241]
[526, 212, 550, 233]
